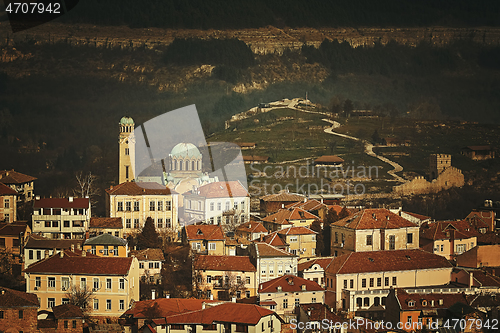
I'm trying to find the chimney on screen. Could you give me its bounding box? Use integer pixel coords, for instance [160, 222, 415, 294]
[210, 294, 214, 300]
[44, 249, 49, 258]
[166, 294, 170, 299]
[35, 195, 40, 200]
[69, 197, 74, 202]
[282, 204, 284, 208]
[152, 289, 156, 300]
[60, 251, 64, 258]
[469, 272, 474, 287]
[277, 286, 282, 292]
[76, 243, 81, 250]
[82, 250, 86, 257]
[231, 297, 236, 303]
[202, 302, 206, 310]
[301, 285, 306, 291]
[71, 244, 75, 252]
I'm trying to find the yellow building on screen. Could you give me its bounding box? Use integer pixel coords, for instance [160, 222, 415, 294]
[129, 248, 165, 284]
[183, 225, 225, 255]
[0, 183, 17, 223]
[83, 233, 128, 257]
[193, 255, 257, 300]
[277, 226, 317, 258]
[24, 250, 139, 317]
[106, 181, 179, 237]
[262, 208, 319, 232]
[0, 169, 36, 202]
[331, 208, 420, 257]
[89, 217, 124, 238]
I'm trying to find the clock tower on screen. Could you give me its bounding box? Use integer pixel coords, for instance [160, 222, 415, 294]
[119, 116, 135, 184]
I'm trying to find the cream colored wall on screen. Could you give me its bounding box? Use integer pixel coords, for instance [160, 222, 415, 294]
[189, 240, 225, 255]
[257, 257, 298, 285]
[431, 238, 477, 260]
[196, 270, 257, 299]
[26, 257, 139, 317]
[259, 290, 325, 316]
[89, 228, 124, 238]
[285, 234, 316, 257]
[118, 126, 135, 184]
[290, 218, 316, 228]
[83, 244, 128, 257]
[302, 264, 325, 287]
[0, 195, 17, 222]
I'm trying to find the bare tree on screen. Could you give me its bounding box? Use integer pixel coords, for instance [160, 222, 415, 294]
[65, 284, 94, 316]
[222, 271, 247, 299]
[73, 171, 99, 209]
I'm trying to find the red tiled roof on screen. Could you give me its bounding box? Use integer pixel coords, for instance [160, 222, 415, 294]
[106, 182, 177, 195]
[298, 257, 336, 272]
[333, 208, 416, 230]
[25, 235, 83, 250]
[225, 236, 251, 246]
[403, 211, 431, 221]
[52, 303, 84, 318]
[259, 232, 287, 248]
[468, 269, 500, 287]
[0, 286, 39, 308]
[278, 226, 317, 236]
[192, 181, 248, 198]
[236, 221, 267, 234]
[420, 220, 482, 240]
[24, 253, 133, 275]
[285, 199, 327, 212]
[0, 221, 30, 236]
[300, 303, 342, 322]
[395, 289, 467, 310]
[260, 191, 305, 202]
[253, 242, 295, 257]
[0, 182, 17, 196]
[89, 217, 123, 229]
[314, 155, 344, 164]
[466, 211, 493, 229]
[262, 208, 319, 224]
[194, 255, 256, 272]
[130, 248, 165, 261]
[260, 300, 277, 306]
[259, 274, 323, 293]
[165, 303, 275, 325]
[185, 225, 225, 241]
[122, 298, 218, 319]
[34, 197, 90, 209]
[325, 249, 452, 275]
[0, 169, 37, 184]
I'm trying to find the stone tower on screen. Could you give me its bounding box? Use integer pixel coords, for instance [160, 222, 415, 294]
[429, 154, 451, 180]
[118, 116, 135, 184]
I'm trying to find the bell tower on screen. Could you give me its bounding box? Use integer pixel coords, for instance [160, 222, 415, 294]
[119, 116, 135, 184]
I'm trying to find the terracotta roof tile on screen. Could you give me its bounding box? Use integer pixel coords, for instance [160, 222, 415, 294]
[298, 257, 336, 272]
[333, 208, 416, 230]
[34, 197, 90, 209]
[0, 170, 37, 184]
[300, 303, 342, 322]
[236, 221, 267, 234]
[420, 220, 482, 240]
[190, 181, 248, 199]
[403, 211, 431, 220]
[52, 303, 84, 318]
[194, 255, 256, 271]
[285, 199, 327, 212]
[0, 286, 39, 308]
[278, 226, 317, 236]
[395, 289, 467, 310]
[24, 253, 133, 275]
[122, 298, 218, 319]
[262, 208, 319, 225]
[185, 225, 225, 241]
[259, 275, 323, 293]
[0, 182, 17, 196]
[254, 242, 295, 257]
[225, 236, 251, 246]
[0, 221, 30, 236]
[89, 217, 123, 229]
[130, 248, 165, 261]
[106, 182, 177, 196]
[25, 235, 83, 250]
[260, 191, 305, 202]
[259, 232, 287, 248]
[325, 249, 452, 275]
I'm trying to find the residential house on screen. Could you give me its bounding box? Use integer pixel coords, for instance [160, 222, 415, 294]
[420, 220, 480, 260]
[106, 181, 179, 237]
[277, 227, 317, 258]
[258, 275, 324, 320]
[259, 191, 305, 217]
[0, 286, 39, 333]
[236, 221, 268, 241]
[37, 303, 85, 332]
[397, 211, 431, 226]
[456, 244, 500, 268]
[465, 210, 495, 233]
[452, 268, 500, 292]
[83, 233, 128, 257]
[461, 145, 495, 161]
[0, 169, 36, 202]
[0, 182, 17, 223]
[295, 303, 344, 333]
[24, 235, 82, 269]
[285, 199, 329, 221]
[330, 208, 419, 257]
[385, 288, 468, 331]
[32, 197, 91, 240]
[258, 232, 288, 251]
[248, 242, 298, 285]
[262, 208, 319, 232]
[313, 155, 344, 167]
[24, 251, 140, 317]
[324, 249, 453, 313]
[224, 236, 251, 256]
[467, 293, 500, 326]
[298, 257, 336, 288]
[148, 302, 282, 333]
[130, 248, 165, 284]
[89, 217, 124, 238]
[193, 255, 257, 300]
[183, 224, 225, 255]
[0, 221, 31, 261]
[183, 181, 250, 228]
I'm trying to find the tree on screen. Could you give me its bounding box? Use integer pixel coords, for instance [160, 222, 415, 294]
[310, 220, 324, 257]
[65, 285, 94, 316]
[137, 217, 161, 249]
[343, 99, 354, 118]
[371, 129, 382, 145]
[73, 171, 100, 209]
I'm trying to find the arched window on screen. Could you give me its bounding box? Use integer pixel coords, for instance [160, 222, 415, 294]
[374, 297, 380, 306]
[192, 161, 195, 170]
[179, 161, 183, 171]
[356, 298, 362, 307]
[197, 160, 200, 170]
[381, 297, 386, 306]
[364, 297, 370, 307]
[185, 161, 189, 170]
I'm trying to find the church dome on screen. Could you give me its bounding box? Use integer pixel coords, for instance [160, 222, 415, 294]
[170, 143, 202, 158]
[120, 116, 134, 125]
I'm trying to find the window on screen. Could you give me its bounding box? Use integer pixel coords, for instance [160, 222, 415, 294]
[119, 279, 125, 289]
[225, 202, 230, 211]
[48, 298, 55, 309]
[62, 298, 69, 304]
[149, 262, 154, 269]
[440, 244, 444, 252]
[392, 276, 397, 286]
[81, 278, 86, 289]
[72, 320, 77, 329]
[103, 246, 109, 256]
[93, 278, 99, 290]
[246, 291, 250, 298]
[64, 220, 70, 228]
[117, 202, 123, 211]
[158, 201, 163, 211]
[62, 277, 70, 291]
[139, 263, 144, 269]
[125, 166, 129, 179]
[166, 201, 171, 211]
[217, 202, 221, 210]
[269, 266, 274, 275]
[290, 236, 298, 242]
[106, 299, 112, 310]
[125, 219, 131, 229]
[133, 201, 140, 211]
[210, 217, 214, 224]
[389, 235, 395, 250]
[4, 199, 9, 208]
[134, 219, 139, 228]
[312, 297, 316, 303]
[119, 299, 125, 310]
[64, 320, 68, 329]
[125, 148, 130, 155]
[368, 278, 374, 287]
[19, 310, 23, 319]
[236, 290, 241, 298]
[37, 250, 41, 260]
[126, 201, 131, 211]
[93, 299, 99, 310]
[261, 265, 266, 274]
[106, 278, 112, 290]
[0, 311, 3, 319]
[362, 279, 366, 288]
[385, 277, 389, 286]
[246, 276, 251, 284]
[364, 297, 370, 306]
[456, 244, 466, 254]
[208, 243, 216, 251]
[210, 202, 214, 211]
[44, 221, 51, 228]
[350, 279, 354, 288]
[377, 277, 382, 287]
[366, 235, 373, 246]
[283, 299, 288, 309]
[29, 250, 33, 260]
[217, 216, 221, 224]
[48, 277, 56, 288]
[295, 298, 300, 307]
[35, 277, 41, 288]
[157, 218, 163, 229]
[150, 201, 155, 211]
[155, 262, 160, 269]
[407, 233, 413, 244]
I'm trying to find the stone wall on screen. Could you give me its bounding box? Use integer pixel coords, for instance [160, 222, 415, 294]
[392, 166, 464, 196]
